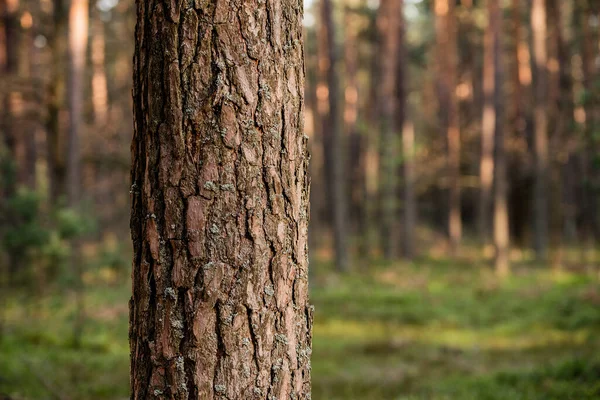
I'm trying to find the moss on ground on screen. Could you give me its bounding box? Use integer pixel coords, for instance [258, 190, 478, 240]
[1, 258, 599, 399]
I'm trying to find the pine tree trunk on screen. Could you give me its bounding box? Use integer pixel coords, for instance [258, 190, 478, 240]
[490, 0, 509, 276]
[531, 0, 549, 260]
[378, 0, 401, 259]
[67, 0, 87, 206]
[402, 118, 416, 260]
[130, 2, 312, 398]
[435, 0, 461, 254]
[1, 0, 19, 195]
[320, 0, 348, 271]
[396, 0, 415, 260]
[46, 0, 67, 205]
[67, 0, 88, 347]
[91, 11, 108, 126]
[479, 1, 495, 247]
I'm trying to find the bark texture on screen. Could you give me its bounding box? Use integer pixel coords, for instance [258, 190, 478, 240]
[130, 1, 312, 399]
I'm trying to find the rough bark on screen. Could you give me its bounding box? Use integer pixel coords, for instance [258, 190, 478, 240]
[130, 1, 312, 399]
[435, 0, 461, 254]
[531, 0, 549, 260]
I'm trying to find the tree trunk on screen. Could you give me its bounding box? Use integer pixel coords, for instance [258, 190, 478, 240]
[490, 0, 509, 276]
[479, 0, 495, 247]
[531, 0, 549, 260]
[435, 0, 461, 254]
[402, 118, 416, 260]
[1, 0, 19, 195]
[67, 0, 87, 206]
[377, 0, 401, 259]
[67, 0, 88, 347]
[578, 0, 599, 262]
[17, 4, 36, 190]
[320, 0, 348, 271]
[396, 0, 415, 260]
[344, 5, 362, 251]
[130, 2, 312, 399]
[91, 10, 108, 126]
[47, 0, 67, 205]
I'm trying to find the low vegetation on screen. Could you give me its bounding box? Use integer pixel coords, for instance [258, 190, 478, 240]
[1, 257, 599, 399]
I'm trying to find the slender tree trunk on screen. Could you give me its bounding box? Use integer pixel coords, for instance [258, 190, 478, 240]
[531, 0, 549, 260]
[396, 0, 414, 260]
[578, 0, 599, 262]
[18, 6, 36, 190]
[1, 0, 19, 195]
[67, 0, 87, 205]
[557, 1, 577, 245]
[359, 4, 380, 259]
[47, 0, 67, 205]
[435, 0, 461, 254]
[67, 0, 88, 346]
[547, 0, 574, 269]
[344, 5, 362, 250]
[91, 10, 108, 126]
[479, 1, 495, 248]
[130, 2, 312, 398]
[402, 118, 416, 260]
[489, 0, 509, 276]
[320, 0, 348, 271]
[377, 0, 401, 259]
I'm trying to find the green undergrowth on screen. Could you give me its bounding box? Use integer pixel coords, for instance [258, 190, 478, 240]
[1, 258, 599, 399]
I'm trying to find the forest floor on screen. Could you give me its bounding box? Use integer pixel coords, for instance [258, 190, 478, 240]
[1, 256, 600, 399]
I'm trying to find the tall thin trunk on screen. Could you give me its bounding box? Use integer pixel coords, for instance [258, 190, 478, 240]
[378, 0, 401, 259]
[321, 0, 348, 271]
[479, 0, 495, 248]
[490, 0, 509, 276]
[91, 11, 108, 126]
[47, 0, 67, 205]
[435, 0, 461, 254]
[402, 118, 416, 259]
[531, 0, 549, 260]
[67, 0, 87, 205]
[578, 0, 599, 261]
[130, 2, 312, 398]
[396, 0, 414, 260]
[547, 0, 574, 269]
[18, 6, 36, 190]
[359, 2, 380, 259]
[1, 0, 19, 196]
[344, 5, 362, 249]
[67, 0, 89, 346]
[557, 1, 577, 245]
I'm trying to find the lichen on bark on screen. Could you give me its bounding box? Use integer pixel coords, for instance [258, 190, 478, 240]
[130, 1, 312, 399]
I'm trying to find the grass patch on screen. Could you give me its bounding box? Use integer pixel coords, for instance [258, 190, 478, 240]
[1, 260, 599, 399]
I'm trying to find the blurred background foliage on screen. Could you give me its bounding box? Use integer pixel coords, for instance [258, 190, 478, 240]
[1, 0, 600, 398]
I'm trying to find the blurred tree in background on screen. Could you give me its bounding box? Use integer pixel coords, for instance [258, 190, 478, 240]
[1, 0, 600, 398]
